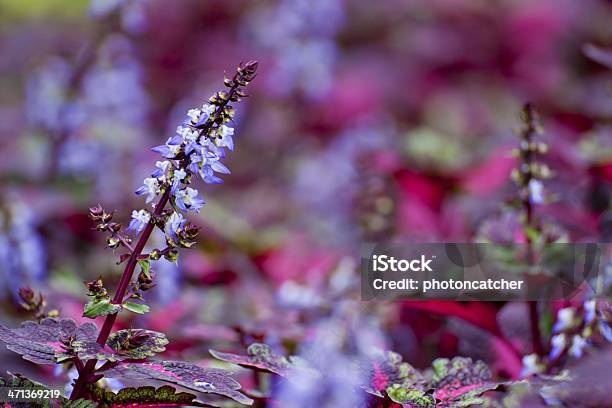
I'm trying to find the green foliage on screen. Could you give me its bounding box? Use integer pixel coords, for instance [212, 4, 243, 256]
[387, 384, 435, 407]
[122, 301, 150, 314]
[89, 385, 208, 407]
[83, 297, 120, 319]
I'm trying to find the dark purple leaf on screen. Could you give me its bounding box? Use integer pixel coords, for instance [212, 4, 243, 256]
[104, 360, 253, 406]
[0, 318, 97, 364]
[77, 329, 168, 362]
[209, 343, 305, 377]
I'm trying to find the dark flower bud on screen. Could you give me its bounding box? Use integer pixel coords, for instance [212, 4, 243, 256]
[85, 277, 107, 297]
[183, 223, 200, 240]
[149, 249, 161, 261]
[89, 204, 104, 220]
[18, 286, 35, 304]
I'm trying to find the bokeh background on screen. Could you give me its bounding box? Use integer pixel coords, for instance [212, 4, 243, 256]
[1, 0, 612, 404]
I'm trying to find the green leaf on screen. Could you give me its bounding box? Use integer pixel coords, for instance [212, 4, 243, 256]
[83, 298, 120, 319]
[89, 385, 207, 408]
[386, 384, 434, 407]
[137, 259, 151, 278]
[122, 302, 150, 314]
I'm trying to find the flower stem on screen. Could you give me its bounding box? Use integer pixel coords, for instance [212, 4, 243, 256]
[69, 190, 170, 400]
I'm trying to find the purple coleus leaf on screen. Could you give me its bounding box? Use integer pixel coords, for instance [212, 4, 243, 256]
[103, 360, 253, 406]
[359, 350, 423, 398]
[209, 343, 310, 377]
[0, 318, 98, 364]
[430, 357, 498, 407]
[77, 329, 168, 362]
[386, 357, 499, 408]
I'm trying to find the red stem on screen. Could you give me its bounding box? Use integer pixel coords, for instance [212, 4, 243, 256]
[70, 190, 170, 400]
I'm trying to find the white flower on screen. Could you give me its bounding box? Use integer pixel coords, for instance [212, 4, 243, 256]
[569, 335, 587, 358]
[187, 108, 201, 123]
[549, 334, 566, 359]
[584, 299, 596, 324]
[521, 354, 543, 377]
[128, 209, 151, 233]
[215, 124, 235, 150]
[553, 307, 575, 332]
[175, 187, 205, 212]
[174, 168, 187, 182]
[144, 177, 159, 201]
[201, 104, 215, 116]
[178, 126, 199, 143]
[164, 211, 185, 239]
[528, 179, 544, 204]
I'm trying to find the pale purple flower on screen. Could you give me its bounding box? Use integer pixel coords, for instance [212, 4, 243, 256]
[135, 177, 160, 203]
[569, 335, 587, 358]
[553, 307, 575, 332]
[528, 179, 545, 204]
[152, 160, 171, 181]
[521, 354, 543, 377]
[152, 137, 182, 158]
[128, 209, 151, 233]
[199, 165, 224, 185]
[215, 125, 235, 151]
[164, 211, 186, 240]
[170, 168, 187, 192]
[549, 334, 566, 360]
[175, 187, 205, 212]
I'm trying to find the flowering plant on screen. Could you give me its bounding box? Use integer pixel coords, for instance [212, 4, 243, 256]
[0, 61, 258, 407]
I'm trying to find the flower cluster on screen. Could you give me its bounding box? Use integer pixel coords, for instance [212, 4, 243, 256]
[129, 60, 258, 256]
[511, 103, 550, 208]
[522, 299, 612, 376]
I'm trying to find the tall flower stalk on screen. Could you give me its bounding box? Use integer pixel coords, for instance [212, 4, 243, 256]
[512, 103, 550, 356]
[69, 61, 258, 400]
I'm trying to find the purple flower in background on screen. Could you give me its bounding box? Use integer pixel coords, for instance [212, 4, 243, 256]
[248, 0, 345, 98]
[128, 209, 151, 233]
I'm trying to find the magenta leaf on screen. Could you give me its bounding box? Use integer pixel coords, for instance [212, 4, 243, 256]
[385, 357, 499, 407]
[430, 357, 498, 407]
[103, 360, 253, 405]
[359, 350, 423, 397]
[209, 343, 307, 377]
[0, 318, 98, 364]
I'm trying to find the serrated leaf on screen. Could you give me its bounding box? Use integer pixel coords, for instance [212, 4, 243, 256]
[103, 360, 253, 405]
[122, 301, 150, 314]
[61, 399, 98, 408]
[83, 298, 120, 319]
[359, 350, 422, 397]
[386, 384, 435, 407]
[90, 385, 207, 407]
[210, 343, 310, 377]
[430, 357, 496, 407]
[79, 329, 167, 362]
[0, 318, 98, 364]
